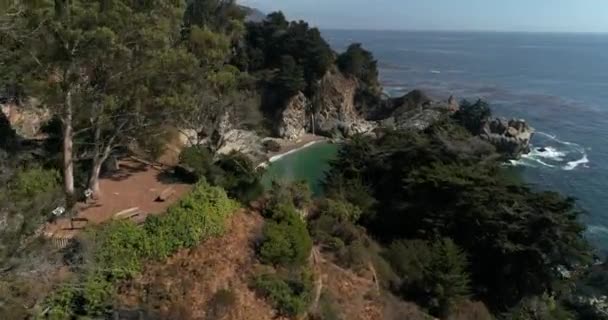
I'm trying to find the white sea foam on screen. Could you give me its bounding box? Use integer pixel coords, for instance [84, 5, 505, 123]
[430, 70, 441, 74]
[509, 131, 589, 171]
[528, 146, 566, 161]
[587, 224, 608, 236]
[563, 154, 589, 171]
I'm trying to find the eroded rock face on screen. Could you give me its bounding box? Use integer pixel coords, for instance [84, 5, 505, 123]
[277, 92, 308, 140]
[312, 70, 376, 137]
[480, 118, 534, 158]
[0, 101, 50, 139]
[216, 129, 266, 164]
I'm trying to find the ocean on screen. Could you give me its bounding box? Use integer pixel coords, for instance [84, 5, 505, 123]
[323, 30, 608, 251]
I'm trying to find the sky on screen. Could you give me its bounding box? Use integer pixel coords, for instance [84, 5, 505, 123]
[240, 0, 608, 33]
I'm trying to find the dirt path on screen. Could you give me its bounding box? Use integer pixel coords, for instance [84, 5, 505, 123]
[44, 159, 191, 240]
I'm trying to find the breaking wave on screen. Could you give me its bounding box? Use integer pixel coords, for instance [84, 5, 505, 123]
[510, 132, 589, 171]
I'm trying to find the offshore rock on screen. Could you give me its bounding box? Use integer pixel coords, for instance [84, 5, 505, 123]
[480, 118, 534, 159]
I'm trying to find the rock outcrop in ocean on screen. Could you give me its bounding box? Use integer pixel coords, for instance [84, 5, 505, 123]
[480, 118, 534, 159]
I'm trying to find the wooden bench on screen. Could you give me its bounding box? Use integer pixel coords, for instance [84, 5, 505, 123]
[155, 187, 175, 202]
[69, 217, 89, 230]
[113, 207, 141, 221]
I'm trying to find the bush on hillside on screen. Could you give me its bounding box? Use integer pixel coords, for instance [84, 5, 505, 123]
[266, 180, 312, 213]
[259, 203, 312, 266]
[9, 167, 60, 199]
[178, 147, 264, 204]
[253, 271, 313, 317]
[317, 197, 363, 223]
[214, 151, 264, 204]
[144, 181, 238, 259]
[178, 146, 219, 183]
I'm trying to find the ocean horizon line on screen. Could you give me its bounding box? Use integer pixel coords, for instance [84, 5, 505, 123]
[321, 28, 608, 36]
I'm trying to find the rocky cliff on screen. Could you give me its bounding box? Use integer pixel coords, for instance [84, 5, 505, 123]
[312, 69, 376, 137]
[275, 69, 376, 140]
[379, 89, 459, 131]
[277, 92, 308, 140]
[274, 72, 533, 160]
[480, 118, 534, 159]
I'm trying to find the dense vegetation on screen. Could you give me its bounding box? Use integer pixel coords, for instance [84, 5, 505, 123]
[314, 118, 593, 318]
[178, 146, 264, 203]
[252, 181, 314, 317]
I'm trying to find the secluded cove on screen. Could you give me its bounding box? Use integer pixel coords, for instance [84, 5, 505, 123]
[261, 142, 339, 195]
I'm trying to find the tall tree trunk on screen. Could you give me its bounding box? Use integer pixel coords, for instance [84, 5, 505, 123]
[63, 90, 75, 203]
[88, 157, 103, 199]
[88, 124, 114, 199]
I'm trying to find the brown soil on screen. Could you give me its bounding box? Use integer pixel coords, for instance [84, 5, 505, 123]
[117, 209, 430, 320]
[44, 159, 191, 239]
[312, 249, 430, 320]
[117, 210, 280, 320]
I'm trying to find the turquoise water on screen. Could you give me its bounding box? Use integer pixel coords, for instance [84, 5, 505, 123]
[262, 142, 339, 195]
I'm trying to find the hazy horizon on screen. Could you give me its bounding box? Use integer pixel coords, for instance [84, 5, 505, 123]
[241, 0, 608, 34]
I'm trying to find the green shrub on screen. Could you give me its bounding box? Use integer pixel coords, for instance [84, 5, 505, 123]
[215, 152, 264, 204]
[92, 220, 149, 279]
[178, 146, 218, 182]
[253, 271, 313, 317]
[179, 148, 263, 204]
[145, 181, 239, 259]
[44, 285, 79, 320]
[81, 273, 115, 316]
[259, 204, 312, 266]
[9, 167, 60, 199]
[266, 180, 312, 212]
[317, 198, 363, 223]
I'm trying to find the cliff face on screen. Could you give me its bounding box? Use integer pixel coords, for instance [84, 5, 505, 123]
[312, 69, 376, 137]
[275, 69, 376, 140]
[277, 92, 308, 140]
[1, 102, 50, 139]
